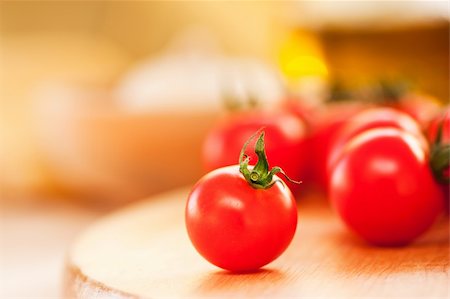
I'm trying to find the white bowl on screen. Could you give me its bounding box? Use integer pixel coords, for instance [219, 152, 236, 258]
[33, 84, 218, 204]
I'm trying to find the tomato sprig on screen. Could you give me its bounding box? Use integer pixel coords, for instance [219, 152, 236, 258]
[239, 130, 302, 189]
[430, 119, 450, 184]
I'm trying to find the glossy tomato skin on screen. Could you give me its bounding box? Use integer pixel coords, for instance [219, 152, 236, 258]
[202, 110, 307, 195]
[186, 166, 297, 272]
[327, 108, 424, 178]
[329, 128, 444, 246]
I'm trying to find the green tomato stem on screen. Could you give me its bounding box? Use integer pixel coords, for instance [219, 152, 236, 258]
[239, 129, 301, 189]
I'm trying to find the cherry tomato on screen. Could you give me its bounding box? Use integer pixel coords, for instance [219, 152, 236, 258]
[202, 110, 307, 195]
[329, 128, 444, 246]
[327, 108, 424, 176]
[187, 132, 298, 271]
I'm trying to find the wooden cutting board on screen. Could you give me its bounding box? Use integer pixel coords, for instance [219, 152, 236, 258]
[63, 188, 449, 298]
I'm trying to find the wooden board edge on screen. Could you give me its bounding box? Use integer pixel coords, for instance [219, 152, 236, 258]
[62, 261, 140, 299]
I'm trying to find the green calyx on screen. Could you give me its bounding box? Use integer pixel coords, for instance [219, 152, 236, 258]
[430, 119, 450, 184]
[239, 130, 301, 189]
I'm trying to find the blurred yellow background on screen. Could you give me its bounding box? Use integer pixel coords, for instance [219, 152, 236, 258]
[1, 2, 285, 202]
[1, 1, 448, 203]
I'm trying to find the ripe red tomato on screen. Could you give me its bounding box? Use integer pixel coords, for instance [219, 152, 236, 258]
[329, 128, 444, 246]
[187, 132, 298, 272]
[202, 110, 307, 195]
[327, 108, 424, 176]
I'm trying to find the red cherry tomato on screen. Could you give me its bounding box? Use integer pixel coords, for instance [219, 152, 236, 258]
[327, 108, 424, 177]
[187, 131, 298, 272]
[202, 110, 307, 194]
[329, 128, 444, 246]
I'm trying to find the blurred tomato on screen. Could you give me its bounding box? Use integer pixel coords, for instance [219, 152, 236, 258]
[374, 80, 442, 128]
[305, 101, 369, 190]
[327, 108, 424, 177]
[202, 110, 307, 195]
[391, 94, 442, 129]
[281, 97, 316, 128]
[329, 128, 444, 246]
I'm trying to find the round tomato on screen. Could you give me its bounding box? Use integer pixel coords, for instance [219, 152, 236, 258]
[187, 132, 298, 271]
[327, 107, 424, 177]
[202, 110, 307, 195]
[329, 128, 444, 246]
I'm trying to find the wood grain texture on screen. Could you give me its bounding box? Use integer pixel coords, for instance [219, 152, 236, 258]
[64, 188, 449, 298]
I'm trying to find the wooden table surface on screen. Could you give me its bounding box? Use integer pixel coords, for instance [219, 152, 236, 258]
[0, 199, 103, 298]
[64, 188, 449, 299]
